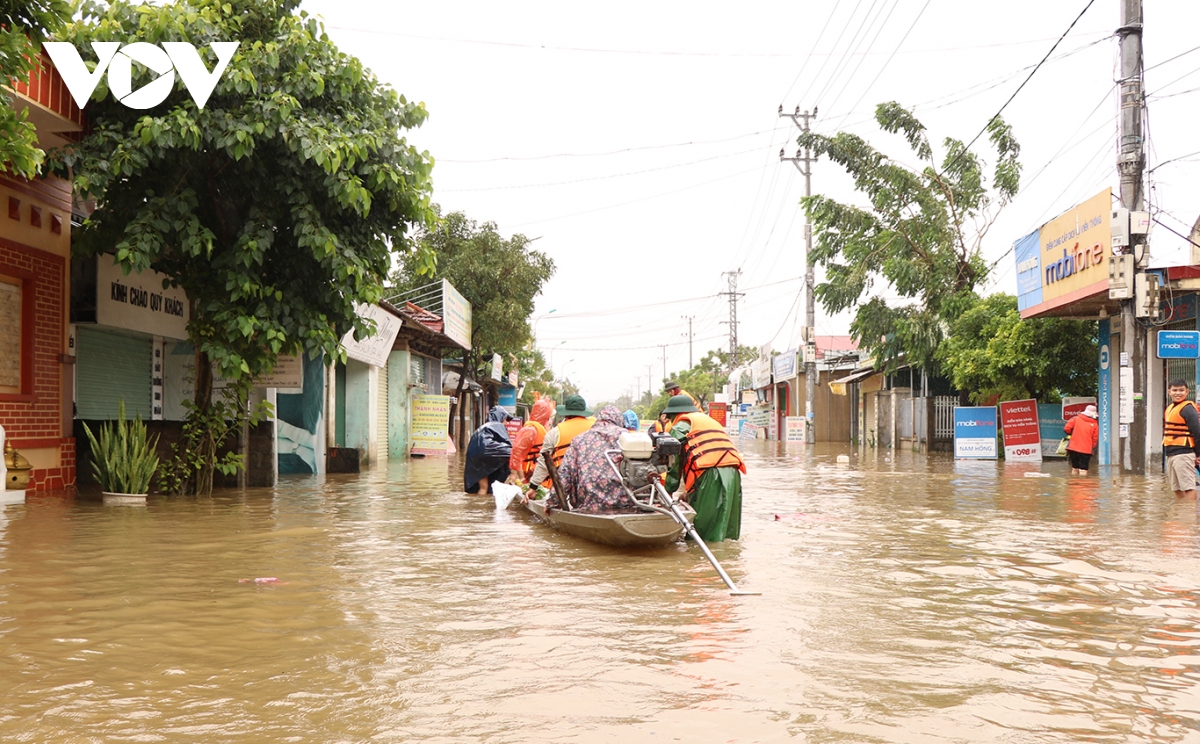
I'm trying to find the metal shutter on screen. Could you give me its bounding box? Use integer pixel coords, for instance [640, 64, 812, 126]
[376, 359, 389, 463]
[76, 326, 152, 419]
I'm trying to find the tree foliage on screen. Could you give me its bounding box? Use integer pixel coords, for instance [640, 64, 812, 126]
[390, 210, 555, 438]
[50, 0, 436, 492]
[0, 0, 71, 177]
[641, 345, 758, 419]
[936, 294, 1097, 404]
[798, 102, 1021, 373]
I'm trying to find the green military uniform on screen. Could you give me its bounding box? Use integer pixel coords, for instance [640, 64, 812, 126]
[664, 417, 743, 542]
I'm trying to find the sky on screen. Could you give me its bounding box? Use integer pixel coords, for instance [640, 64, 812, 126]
[305, 0, 1200, 403]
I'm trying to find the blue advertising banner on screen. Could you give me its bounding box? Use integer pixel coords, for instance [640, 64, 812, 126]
[1156, 330, 1200, 359]
[1014, 230, 1043, 313]
[498, 384, 517, 413]
[1038, 403, 1066, 458]
[954, 406, 998, 459]
[1098, 319, 1110, 465]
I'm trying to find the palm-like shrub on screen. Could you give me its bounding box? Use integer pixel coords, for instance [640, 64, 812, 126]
[82, 400, 160, 494]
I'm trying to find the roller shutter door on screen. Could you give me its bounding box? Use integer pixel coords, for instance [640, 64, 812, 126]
[376, 359, 389, 463]
[76, 326, 152, 419]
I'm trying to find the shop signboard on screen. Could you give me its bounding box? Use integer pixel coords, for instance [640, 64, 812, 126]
[410, 394, 452, 455]
[772, 350, 798, 382]
[999, 399, 1041, 462]
[1118, 369, 1134, 425]
[442, 279, 472, 350]
[1038, 403, 1067, 458]
[747, 406, 770, 428]
[498, 384, 517, 413]
[342, 303, 401, 367]
[739, 422, 759, 442]
[96, 258, 190, 339]
[784, 416, 805, 444]
[1062, 396, 1096, 422]
[1016, 188, 1112, 319]
[954, 406, 997, 459]
[504, 417, 523, 439]
[490, 353, 503, 382]
[1098, 320, 1111, 464]
[708, 401, 728, 426]
[255, 353, 304, 390]
[752, 359, 771, 389]
[1157, 330, 1200, 359]
[741, 391, 756, 405]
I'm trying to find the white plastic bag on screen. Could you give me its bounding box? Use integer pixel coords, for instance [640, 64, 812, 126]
[492, 482, 523, 509]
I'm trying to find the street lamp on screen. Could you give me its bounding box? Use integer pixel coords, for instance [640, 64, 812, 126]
[531, 308, 557, 344]
[547, 340, 567, 370]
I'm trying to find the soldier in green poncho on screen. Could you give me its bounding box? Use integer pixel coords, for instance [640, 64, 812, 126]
[661, 395, 747, 542]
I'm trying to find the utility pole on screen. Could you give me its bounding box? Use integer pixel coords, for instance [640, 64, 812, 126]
[682, 315, 694, 368]
[661, 345, 668, 382]
[781, 105, 819, 445]
[1117, 0, 1146, 474]
[720, 270, 743, 373]
[646, 364, 654, 400]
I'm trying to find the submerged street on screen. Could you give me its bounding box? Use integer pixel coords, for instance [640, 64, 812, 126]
[2, 444, 1198, 742]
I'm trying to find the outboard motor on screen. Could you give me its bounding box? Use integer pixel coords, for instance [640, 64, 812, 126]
[616, 431, 680, 491]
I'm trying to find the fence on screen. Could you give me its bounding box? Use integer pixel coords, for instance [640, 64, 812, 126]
[933, 396, 956, 440]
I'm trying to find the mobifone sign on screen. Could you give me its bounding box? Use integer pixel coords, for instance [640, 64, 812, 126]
[44, 41, 239, 110]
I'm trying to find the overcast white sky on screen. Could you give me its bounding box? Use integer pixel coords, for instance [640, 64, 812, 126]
[306, 0, 1200, 402]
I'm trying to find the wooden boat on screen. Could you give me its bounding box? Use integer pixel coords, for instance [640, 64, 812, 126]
[524, 497, 695, 548]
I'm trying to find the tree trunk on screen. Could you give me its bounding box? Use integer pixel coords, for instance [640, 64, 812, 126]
[193, 348, 216, 496]
[454, 353, 472, 452]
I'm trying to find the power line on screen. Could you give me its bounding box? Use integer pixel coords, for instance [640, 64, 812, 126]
[828, 0, 932, 129]
[439, 128, 779, 163]
[948, 0, 1099, 171]
[437, 146, 763, 192]
[502, 164, 769, 228]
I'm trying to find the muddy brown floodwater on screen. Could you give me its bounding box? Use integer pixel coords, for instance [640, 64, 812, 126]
[1, 442, 1198, 742]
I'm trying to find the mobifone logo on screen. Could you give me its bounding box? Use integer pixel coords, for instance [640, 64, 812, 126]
[44, 41, 240, 110]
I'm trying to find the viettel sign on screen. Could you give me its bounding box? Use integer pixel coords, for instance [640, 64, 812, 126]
[44, 41, 239, 110]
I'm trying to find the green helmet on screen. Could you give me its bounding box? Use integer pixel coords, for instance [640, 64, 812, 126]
[662, 394, 700, 415]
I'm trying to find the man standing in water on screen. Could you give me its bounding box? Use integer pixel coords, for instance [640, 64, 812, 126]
[661, 394, 746, 541]
[1163, 378, 1200, 498]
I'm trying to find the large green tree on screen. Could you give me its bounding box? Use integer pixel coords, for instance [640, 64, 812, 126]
[937, 293, 1097, 404]
[1, 0, 70, 177]
[51, 0, 436, 493]
[798, 102, 1021, 373]
[390, 210, 555, 444]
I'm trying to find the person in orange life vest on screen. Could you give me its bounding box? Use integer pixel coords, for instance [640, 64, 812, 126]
[1063, 404, 1099, 475]
[508, 397, 556, 484]
[663, 380, 702, 410]
[1163, 378, 1200, 498]
[651, 412, 669, 434]
[662, 394, 746, 542]
[524, 394, 595, 502]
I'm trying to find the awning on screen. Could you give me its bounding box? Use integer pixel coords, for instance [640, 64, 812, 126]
[828, 368, 875, 396]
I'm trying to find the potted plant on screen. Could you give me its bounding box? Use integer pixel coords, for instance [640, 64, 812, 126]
[82, 400, 160, 505]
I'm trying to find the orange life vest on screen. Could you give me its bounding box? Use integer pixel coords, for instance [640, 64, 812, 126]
[520, 420, 547, 478]
[552, 416, 595, 466]
[1164, 400, 1197, 448]
[676, 412, 746, 491]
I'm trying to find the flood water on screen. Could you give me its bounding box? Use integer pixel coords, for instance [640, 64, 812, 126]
[2, 443, 1199, 742]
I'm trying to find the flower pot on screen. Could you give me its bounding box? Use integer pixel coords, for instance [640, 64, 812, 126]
[102, 491, 147, 506]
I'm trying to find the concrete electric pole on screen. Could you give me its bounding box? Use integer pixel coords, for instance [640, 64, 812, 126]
[682, 315, 694, 368]
[781, 105, 818, 445]
[1117, 0, 1146, 474]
